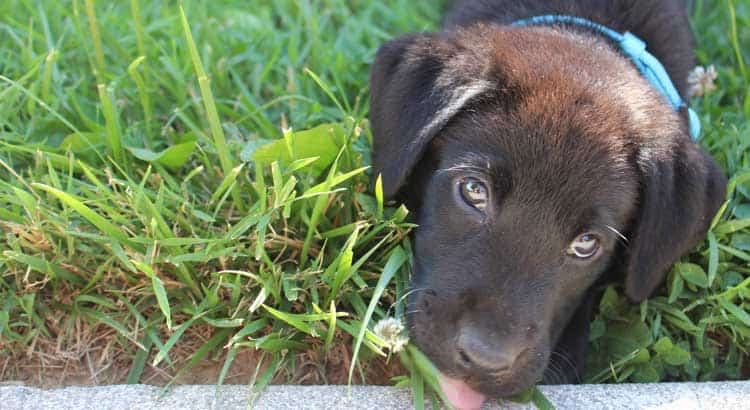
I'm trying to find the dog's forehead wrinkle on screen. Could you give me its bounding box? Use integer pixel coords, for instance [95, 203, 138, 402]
[455, 152, 493, 166]
[437, 151, 499, 172]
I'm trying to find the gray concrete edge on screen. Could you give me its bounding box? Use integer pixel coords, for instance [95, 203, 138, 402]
[1, 381, 748, 409]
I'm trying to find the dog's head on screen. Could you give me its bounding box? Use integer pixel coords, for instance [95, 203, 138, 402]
[370, 25, 726, 400]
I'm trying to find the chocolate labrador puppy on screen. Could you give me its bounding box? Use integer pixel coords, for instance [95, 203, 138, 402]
[369, 0, 726, 407]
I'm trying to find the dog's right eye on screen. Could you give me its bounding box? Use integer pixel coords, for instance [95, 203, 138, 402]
[460, 178, 488, 210]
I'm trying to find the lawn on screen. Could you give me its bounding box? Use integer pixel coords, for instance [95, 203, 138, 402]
[0, 0, 748, 406]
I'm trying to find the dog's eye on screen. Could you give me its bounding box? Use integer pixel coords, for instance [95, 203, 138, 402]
[568, 233, 600, 259]
[460, 178, 488, 209]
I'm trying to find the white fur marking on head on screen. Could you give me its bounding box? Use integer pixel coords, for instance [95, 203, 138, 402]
[636, 146, 654, 168]
[414, 80, 493, 145]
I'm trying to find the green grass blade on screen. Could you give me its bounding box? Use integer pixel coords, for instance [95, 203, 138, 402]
[77, 307, 145, 350]
[348, 246, 407, 384]
[532, 387, 556, 410]
[131, 260, 172, 331]
[210, 163, 245, 203]
[83, 0, 105, 82]
[152, 317, 199, 367]
[127, 56, 153, 136]
[325, 300, 337, 351]
[32, 183, 138, 249]
[127, 334, 153, 384]
[403, 346, 453, 409]
[97, 83, 125, 166]
[412, 369, 425, 410]
[130, 0, 146, 58]
[304, 68, 346, 116]
[40, 49, 58, 104]
[727, 0, 748, 82]
[178, 5, 241, 209]
[164, 328, 232, 390]
[375, 173, 384, 219]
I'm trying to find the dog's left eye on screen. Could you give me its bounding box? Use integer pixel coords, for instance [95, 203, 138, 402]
[567, 233, 600, 259]
[460, 178, 488, 210]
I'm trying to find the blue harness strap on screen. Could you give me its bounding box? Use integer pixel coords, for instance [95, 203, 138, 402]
[512, 15, 701, 140]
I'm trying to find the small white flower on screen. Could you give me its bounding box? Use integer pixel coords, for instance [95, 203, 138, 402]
[390, 336, 409, 353]
[374, 317, 404, 340]
[687, 65, 718, 97]
[373, 317, 409, 353]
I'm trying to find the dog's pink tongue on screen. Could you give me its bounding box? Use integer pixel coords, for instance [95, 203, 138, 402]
[439, 375, 486, 410]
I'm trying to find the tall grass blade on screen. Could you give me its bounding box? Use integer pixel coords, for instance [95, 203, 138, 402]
[348, 246, 407, 384]
[83, 0, 105, 83]
[179, 5, 241, 209]
[97, 83, 125, 166]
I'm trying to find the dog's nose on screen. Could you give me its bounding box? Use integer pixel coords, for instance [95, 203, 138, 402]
[456, 327, 522, 373]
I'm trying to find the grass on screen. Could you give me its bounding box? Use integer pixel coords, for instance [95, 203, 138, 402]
[0, 0, 748, 407]
[583, 1, 750, 383]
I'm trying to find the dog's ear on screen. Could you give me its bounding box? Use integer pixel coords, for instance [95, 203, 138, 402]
[625, 137, 727, 301]
[369, 33, 492, 198]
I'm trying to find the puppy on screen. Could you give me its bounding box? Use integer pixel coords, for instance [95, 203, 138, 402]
[369, 0, 726, 408]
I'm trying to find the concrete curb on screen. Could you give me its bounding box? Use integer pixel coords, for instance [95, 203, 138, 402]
[1, 381, 748, 409]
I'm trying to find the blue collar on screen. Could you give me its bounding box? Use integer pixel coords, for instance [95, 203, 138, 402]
[512, 15, 701, 140]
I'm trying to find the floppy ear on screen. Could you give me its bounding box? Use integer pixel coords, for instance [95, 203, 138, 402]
[369, 33, 493, 198]
[625, 138, 727, 301]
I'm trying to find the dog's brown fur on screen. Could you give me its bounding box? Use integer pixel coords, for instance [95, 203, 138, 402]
[370, 0, 726, 398]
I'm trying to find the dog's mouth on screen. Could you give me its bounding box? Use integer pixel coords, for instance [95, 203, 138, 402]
[439, 372, 535, 409]
[439, 374, 486, 410]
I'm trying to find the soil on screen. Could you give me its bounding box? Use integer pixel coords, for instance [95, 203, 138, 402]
[0, 326, 406, 388]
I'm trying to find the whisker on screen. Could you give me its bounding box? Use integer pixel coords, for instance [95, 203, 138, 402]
[543, 358, 564, 385]
[385, 288, 430, 316]
[605, 224, 629, 246]
[397, 287, 429, 304]
[387, 288, 430, 318]
[551, 350, 582, 383]
[552, 362, 565, 384]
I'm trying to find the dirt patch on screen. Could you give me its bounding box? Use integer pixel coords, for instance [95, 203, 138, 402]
[0, 325, 405, 388]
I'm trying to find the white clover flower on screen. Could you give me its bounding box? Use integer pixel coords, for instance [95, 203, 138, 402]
[390, 335, 409, 353]
[374, 317, 404, 340]
[373, 317, 409, 353]
[687, 65, 718, 97]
